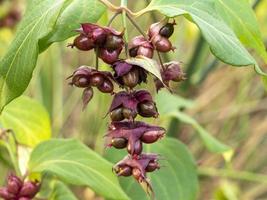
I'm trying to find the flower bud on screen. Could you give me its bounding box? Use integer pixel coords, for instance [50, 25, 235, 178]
[110, 107, 125, 122]
[7, 174, 23, 194]
[159, 23, 175, 38]
[97, 79, 114, 93]
[111, 137, 128, 149]
[99, 48, 121, 64]
[19, 181, 40, 198]
[0, 188, 16, 200]
[141, 129, 165, 144]
[138, 101, 158, 118]
[105, 35, 124, 51]
[89, 74, 104, 87]
[70, 35, 94, 51]
[82, 87, 94, 110]
[152, 34, 173, 53]
[122, 68, 140, 88]
[127, 140, 143, 155]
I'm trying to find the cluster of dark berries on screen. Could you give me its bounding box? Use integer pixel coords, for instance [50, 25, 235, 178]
[68, 19, 185, 195]
[0, 174, 40, 200]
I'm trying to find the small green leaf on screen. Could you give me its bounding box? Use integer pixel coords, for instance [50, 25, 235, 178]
[105, 137, 199, 200]
[50, 181, 78, 200]
[0, 96, 51, 147]
[171, 111, 231, 153]
[125, 56, 164, 83]
[28, 139, 129, 200]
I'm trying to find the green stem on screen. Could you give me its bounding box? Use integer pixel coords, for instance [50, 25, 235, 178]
[198, 167, 267, 185]
[107, 12, 121, 27]
[95, 47, 99, 70]
[121, 0, 129, 57]
[126, 13, 148, 40]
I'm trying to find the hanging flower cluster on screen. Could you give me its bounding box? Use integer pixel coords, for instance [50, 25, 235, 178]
[68, 19, 185, 196]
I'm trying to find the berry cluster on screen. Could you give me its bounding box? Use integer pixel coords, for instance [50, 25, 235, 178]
[68, 19, 185, 195]
[0, 174, 40, 200]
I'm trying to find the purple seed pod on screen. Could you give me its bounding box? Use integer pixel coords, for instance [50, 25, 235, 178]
[18, 181, 40, 199]
[112, 60, 147, 88]
[0, 188, 16, 200]
[99, 48, 122, 64]
[129, 36, 154, 58]
[7, 174, 23, 195]
[68, 34, 95, 51]
[68, 66, 91, 88]
[105, 121, 165, 155]
[109, 90, 158, 120]
[82, 87, 94, 110]
[148, 20, 176, 38]
[155, 61, 186, 91]
[151, 34, 174, 53]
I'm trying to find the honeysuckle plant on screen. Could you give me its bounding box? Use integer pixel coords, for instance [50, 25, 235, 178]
[0, 0, 266, 199]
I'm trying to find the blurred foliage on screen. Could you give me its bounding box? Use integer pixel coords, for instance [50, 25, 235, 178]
[0, 0, 267, 200]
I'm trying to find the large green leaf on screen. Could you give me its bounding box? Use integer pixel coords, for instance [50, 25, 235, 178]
[105, 137, 199, 200]
[28, 139, 129, 200]
[136, 0, 266, 75]
[0, 0, 105, 112]
[0, 96, 51, 147]
[40, 0, 105, 51]
[49, 181, 78, 200]
[214, 0, 267, 62]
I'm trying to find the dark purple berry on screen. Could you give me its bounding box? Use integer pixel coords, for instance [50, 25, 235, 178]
[129, 47, 138, 57]
[122, 68, 139, 88]
[138, 101, 158, 118]
[152, 34, 173, 52]
[105, 35, 124, 51]
[71, 35, 94, 51]
[141, 129, 165, 144]
[146, 161, 160, 172]
[92, 28, 107, 46]
[97, 79, 114, 93]
[122, 108, 137, 120]
[99, 48, 121, 64]
[82, 87, 94, 110]
[19, 181, 40, 198]
[90, 74, 104, 87]
[127, 140, 143, 155]
[110, 107, 124, 122]
[159, 23, 175, 38]
[111, 137, 128, 149]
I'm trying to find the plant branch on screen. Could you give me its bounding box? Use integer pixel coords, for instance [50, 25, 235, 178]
[95, 47, 99, 70]
[98, 0, 136, 16]
[156, 51, 165, 70]
[199, 167, 267, 185]
[107, 12, 121, 27]
[126, 13, 148, 40]
[121, 0, 129, 57]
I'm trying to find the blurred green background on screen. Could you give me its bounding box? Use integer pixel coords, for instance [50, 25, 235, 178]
[1, 0, 267, 199]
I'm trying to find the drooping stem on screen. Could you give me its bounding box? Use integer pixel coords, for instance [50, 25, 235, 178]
[95, 47, 99, 70]
[107, 12, 121, 27]
[121, 0, 129, 57]
[156, 51, 165, 70]
[126, 13, 148, 40]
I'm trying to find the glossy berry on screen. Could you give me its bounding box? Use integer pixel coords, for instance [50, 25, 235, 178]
[152, 34, 173, 52]
[114, 166, 132, 177]
[71, 35, 94, 51]
[138, 101, 158, 118]
[105, 35, 123, 51]
[127, 140, 143, 155]
[159, 23, 175, 38]
[122, 108, 137, 120]
[137, 46, 154, 58]
[19, 181, 40, 198]
[129, 47, 139, 57]
[110, 107, 124, 121]
[141, 130, 163, 144]
[122, 68, 140, 88]
[97, 79, 114, 93]
[99, 48, 121, 64]
[111, 137, 128, 149]
[92, 28, 107, 46]
[146, 161, 159, 172]
[90, 74, 104, 87]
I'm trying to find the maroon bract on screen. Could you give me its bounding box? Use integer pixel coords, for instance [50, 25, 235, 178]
[129, 36, 154, 58]
[112, 61, 147, 88]
[155, 61, 186, 91]
[105, 121, 165, 155]
[109, 90, 158, 120]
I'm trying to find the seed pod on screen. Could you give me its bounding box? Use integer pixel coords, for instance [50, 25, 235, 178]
[71, 35, 94, 51]
[19, 181, 40, 198]
[159, 23, 175, 38]
[0, 188, 16, 200]
[105, 35, 123, 51]
[137, 46, 154, 58]
[122, 108, 137, 120]
[117, 166, 132, 177]
[146, 161, 159, 172]
[112, 137, 128, 149]
[148, 22, 162, 38]
[99, 48, 120, 64]
[138, 101, 158, 118]
[127, 140, 143, 155]
[97, 79, 114, 93]
[90, 74, 104, 87]
[152, 34, 173, 53]
[110, 107, 124, 121]
[7, 174, 23, 194]
[141, 129, 165, 144]
[92, 28, 107, 46]
[122, 68, 139, 88]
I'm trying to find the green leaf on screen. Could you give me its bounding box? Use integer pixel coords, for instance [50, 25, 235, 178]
[28, 139, 129, 200]
[171, 111, 231, 153]
[125, 56, 164, 83]
[155, 90, 195, 115]
[50, 181, 78, 200]
[40, 0, 105, 51]
[0, 0, 105, 112]
[214, 0, 267, 63]
[105, 137, 199, 200]
[136, 0, 267, 76]
[0, 96, 51, 147]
